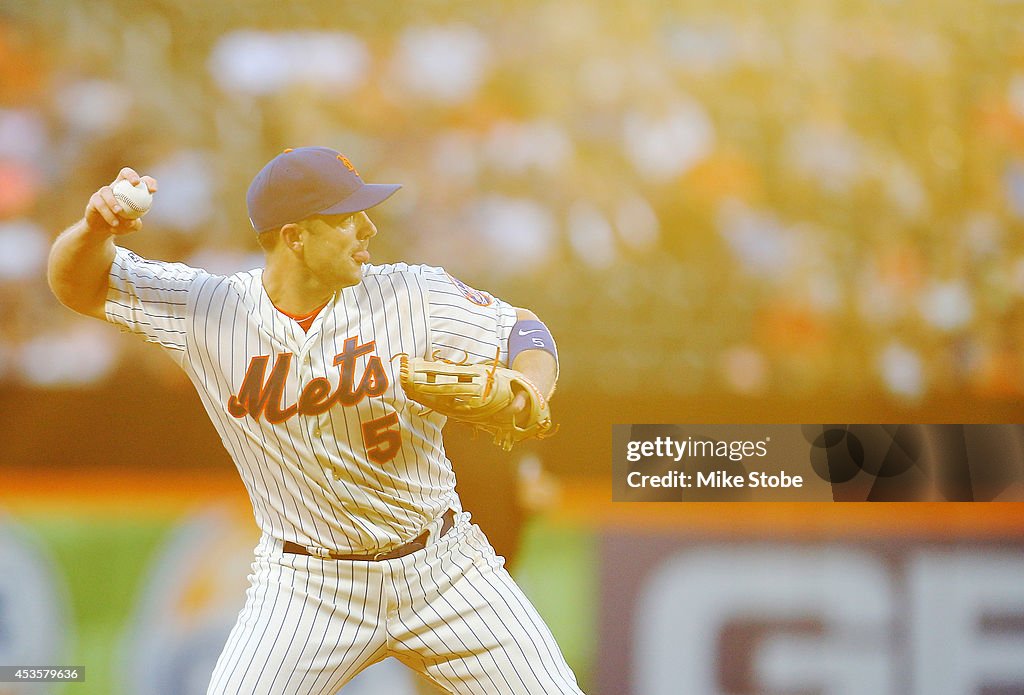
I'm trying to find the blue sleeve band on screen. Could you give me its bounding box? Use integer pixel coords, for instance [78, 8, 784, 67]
[508, 320, 558, 365]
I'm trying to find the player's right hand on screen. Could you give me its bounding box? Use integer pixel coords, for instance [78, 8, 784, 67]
[84, 167, 158, 235]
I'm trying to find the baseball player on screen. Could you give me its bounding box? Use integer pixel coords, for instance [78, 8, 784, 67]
[47, 147, 584, 695]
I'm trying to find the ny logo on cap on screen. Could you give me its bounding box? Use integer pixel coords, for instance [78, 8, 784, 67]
[337, 154, 359, 176]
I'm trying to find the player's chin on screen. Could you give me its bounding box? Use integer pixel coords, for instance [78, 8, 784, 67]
[333, 263, 364, 288]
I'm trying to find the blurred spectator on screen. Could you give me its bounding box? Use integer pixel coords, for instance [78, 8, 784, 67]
[0, 220, 47, 283]
[387, 24, 490, 104]
[208, 31, 369, 97]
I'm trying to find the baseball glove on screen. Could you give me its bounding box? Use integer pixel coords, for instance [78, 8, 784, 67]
[398, 353, 556, 451]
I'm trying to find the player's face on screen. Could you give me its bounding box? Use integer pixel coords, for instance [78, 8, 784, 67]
[299, 211, 378, 289]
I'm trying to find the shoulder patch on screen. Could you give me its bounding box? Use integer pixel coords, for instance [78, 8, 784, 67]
[445, 271, 493, 307]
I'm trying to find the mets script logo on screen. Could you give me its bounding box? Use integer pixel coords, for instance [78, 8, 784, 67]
[227, 336, 387, 424]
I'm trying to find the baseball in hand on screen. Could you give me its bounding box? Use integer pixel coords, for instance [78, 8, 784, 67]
[112, 179, 153, 219]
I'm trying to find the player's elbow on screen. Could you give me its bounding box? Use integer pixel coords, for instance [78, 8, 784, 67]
[47, 257, 106, 320]
[515, 307, 540, 322]
[46, 252, 73, 308]
[49, 284, 105, 320]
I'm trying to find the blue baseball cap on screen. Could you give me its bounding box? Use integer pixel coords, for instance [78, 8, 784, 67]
[246, 147, 401, 233]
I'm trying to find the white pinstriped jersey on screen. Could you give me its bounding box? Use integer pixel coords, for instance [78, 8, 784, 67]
[105, 247, 517, 554]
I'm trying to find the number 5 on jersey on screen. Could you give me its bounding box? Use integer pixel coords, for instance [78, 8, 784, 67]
[363, 412, 401, 464]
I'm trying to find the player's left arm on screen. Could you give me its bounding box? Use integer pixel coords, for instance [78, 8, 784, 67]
[415, 266, 557, 414]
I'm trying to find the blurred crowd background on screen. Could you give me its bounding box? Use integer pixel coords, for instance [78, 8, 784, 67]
[3, 0, 1024, 412]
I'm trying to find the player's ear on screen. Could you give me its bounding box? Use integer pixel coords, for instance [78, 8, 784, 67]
[280, 223, 303, 253]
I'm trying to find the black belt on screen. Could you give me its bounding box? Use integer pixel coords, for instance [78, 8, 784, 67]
[283, 509, 456, 561]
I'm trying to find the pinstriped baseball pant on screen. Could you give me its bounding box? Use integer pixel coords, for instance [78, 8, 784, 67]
[206, 515, 585, 695]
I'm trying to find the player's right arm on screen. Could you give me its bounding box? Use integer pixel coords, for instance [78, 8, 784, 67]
[47, 168, 156, 320]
